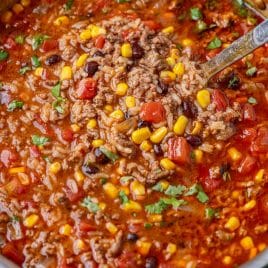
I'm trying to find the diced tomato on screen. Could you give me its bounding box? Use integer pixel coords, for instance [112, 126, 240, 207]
[5, 37, 17, 50]
[243, 103, 256, 122]
[76, 78, 97, 100]
[143, 20, 161, 31]
[61, 129, 74, 142]
[2, 243, 24, 265]
[206, 48, 221, 60]
[115, 252, 139, 268]
[251, 127, 268, 153]
[29, 145, 41, 158]
[238, 155, 257, 174]
[5, 178, 26, 196]
[65, 187, 84, 202]
[79, 220, 97, 232]
[212, 89, 228, 111]
[167, 137, 191, 165]
[41, 39, 58, 52]
[258, 193, 268, 222]
[140, 102, 166, 123]
[33, 114, 53, 136]
[92, 0, 107, 13]
[0, 149, 18, 167]
[95, 35, 105, 49]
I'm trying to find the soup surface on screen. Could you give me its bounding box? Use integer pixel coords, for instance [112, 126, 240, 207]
[0, 0, 267, 267]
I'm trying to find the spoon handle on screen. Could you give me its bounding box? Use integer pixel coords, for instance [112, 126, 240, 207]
[201, 19, 268, 81]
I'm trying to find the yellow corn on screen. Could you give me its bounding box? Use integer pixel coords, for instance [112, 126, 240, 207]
[71, 124, 80, 133]
[12, 3, 24, 14]
[191, 121, 202, 135]
[147, 214, 163, 223]
[232, 190, 240, 199]
[131, 127, 151, 144]
[88, 25, 106, 38]
[116, 83, 128, 96]
[34, 67, 44, 77]
[104, 105, 113, 113]
[166, 243, 177, 254]
[106, 222, 118, 234]
[194, 149, 203, 163]
[249, 247, 257, 259]
[158, 180, 170, 190]
[87, 119, 97, 129]
[228, 147, 242, 162]
[166, 57, 176, 67]
[258, 243, 266, 252]
[99, 202, 106, 211]
[170, 49, 180, 60]
[23, 214, 39, 228]
[150, 127, 168, 144]
[21, 0, 31, 7]
[173, 115, 188, 135]
[59, 224, 72, 236]
[80, 29, 92, 41]
[74, 170, 85, 183]
[49, 162, 61, 174]
[160, 158, 176, 170]
[136, 240, 152, 256]
[76, 54, 89, 67]
[1, 11, 12, 24]
[130, 180, 145, 197]
[182, 38, 194, 47]
[243, 200, 256, 211]
[120, 186, 130, 195]
[74, 239, 86, 252]
[222, 256, 232, 265]
[224, 216, 240, 231]
[110, 109, 124, 121]
[240, 236, 254, 250]
[103, 182, 118, 199]
[9, 167, 25, 174]
[162, 26, 174, 34]
[54, 16, 70, 26]
[122, 200, 142, 212]
[121, 43, 132, 58]
[255, 169, 265, 183]
[60, 66, 73, 80]
[197, 89, 211, 109]
[92, 139, 104, 148]
[125, 96, 136, 108]
[160, 70, 176, 82]
[173, 62, 185, 76]
[140, 140, 152, 152]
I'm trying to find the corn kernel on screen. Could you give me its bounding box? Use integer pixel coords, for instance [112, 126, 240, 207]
[255, 169, 265, 183]
[140, 140, 152, 152]
[170, 49, 180, 60]
[173, 115, 188, 135]
[54, 16, 70, 26]
[147, 214, 163, 223]
[249, 247, 257, 259]
[150, 127, 168, 144]
[160, 158, 176, 170]
[240, 236, 254, 250]
[9, 167, 25, 174]
[162, 26, 174, 34]
[76, 54, 89, 67]
[194, 149, 203, 163]
[222, 256, 232, 265]
[132, 127, 151, 144]
[130, 180, 145, 197]
[160, 70, 176, 82]
[80, 29, 92, 40]
[228, 147, 242, 162]
[59, 224, 72, 236]
[71, 124, 80, 133]
[12, 4, 24, 14]
[224, 216, 240, 231]
[110, 109, 124, 121]
[166, 57, 176, 66]
[106, 222, 118, 234]
[182, 38, 193, 47]
[104, 105, 113, 113]
[99, 202, 106, 210]
[60, 66, 73, 80]
[197, 89, 211, 109]
[116, 83, 128, 96]
[173, 62, 185, 76]
[87, 119, 97, 129]
[125, 96, 136, 108]
[1, 11, 12, 24]
[232, 190, 240, 199]
[74, 239, 86, 252]
[23, 214, 39, 228]
[191, 121, 202, 135]
[74, 170, 85, 183]
[121, 43, 132, 58]
[136, 240, 152, 256]
[92, 139, 104, 148]
[88, 25, 106, 38]
[120, 186, 130, 195]
[103, 182, 118, 199]
[166, 243, 177, 254]
[243, 200, 256, 211]
[158, 180, 170, 190]
[21, 0, 31, 7]
[49, 162, 61, 174]
[122, 200, 142, 212]
[34, 67, 44, 77]
[258, 243, 266, 252]
[18, 173, 30, 185]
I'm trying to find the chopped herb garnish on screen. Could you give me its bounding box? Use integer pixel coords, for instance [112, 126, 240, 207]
[7, 100, 24, 111]
[65, 0, 74, 10]
[165, 185, 186, 197]
[185, 183, 209, 203]
[190, 7, 203, 21]
[51, 82, 61, 98]
[247, 16, 257, 26]
[10, 215, 20, 222]
[81, 197, 99, 213]
[52, 99, 65, 114]
[233, 0, 248, 18]
[15, 35, 25, 44]
[144, 222, 152, 229]
[152, 181, 165, 192]
[0, 50, 9, 61]
[246, 67, 257, 77]
[196, 20, 207, 33]
[31, 55, 41, 68]
[145, 199, 168, 214]
[197, 191, 209, 203]
[207, 37, 222, 50]
[120, 176, 134, 185]
[31, 135, 50, 146]
[117, 0, 131, 3]
[32, 34, 50, 50]
[100, 178, 107, 185]
[205, 207, 220, 220]
[119, 190, 129, 204]
[99, 146, 119, 162]
[248, 97, 257, 105]
[161, 197, 187, 209]
[19, 66, 31, 75]
[228, 74, 240, 89]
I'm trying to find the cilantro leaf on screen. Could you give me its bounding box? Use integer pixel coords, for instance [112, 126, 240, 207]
[119, 190, 129, 204]
[99, 146, 119, 163]
[205, 207, 220, 220]
[207, 37, 222, 50]
[117, 0, 131, 3]
[164, 185, 186, 197]
[7, 100, 24, 111]
[190, 7, 203, 21]
[15, 35, 25, 44]
[19, 66, 31, 75]
[152, 182, 165, 192]
[51, 82, 61, 98]
[120, 176, 133, 185]
[31, 135, 50, 146]
[32, 34, 50, 50]
[52, 99, 65, 114]
[197, 190, 209, 203]
[161, 197, 187, 209]
[65, 0, 74, 10]
[145, 199, 168, 214]
[0, 50, 9, 61]
[246, 67, 257, 77]
[31, 55, 41, 68]
[185, 183, 209, 204]
[185, 183, 199, 196]
[81, 197, 99, 213]
[248, 97, 257, 105]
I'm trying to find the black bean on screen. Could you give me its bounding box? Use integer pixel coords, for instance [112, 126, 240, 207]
[124, 111, 131, 119]
[153, 144, 163, 156]
[45, 54, 61, 66]
[137, 120, 151, 129]
[182, 100, 198, 118]
[220, 163, 230, 176]
[94, 148, 109, 164]
[84, 61, 99, 77]
[156, 80, 169, 95]
[132, 43, 144, 60]
[93, 51, 104, 57]
[186, 135, 202, 147]
[82, 164, 99, 175]
[126, 63, 134, 72]
[126, 233, 139, 242]
[145, 256, 158, 268]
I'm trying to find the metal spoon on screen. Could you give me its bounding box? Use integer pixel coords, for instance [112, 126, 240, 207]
[201, 19, 268, 83]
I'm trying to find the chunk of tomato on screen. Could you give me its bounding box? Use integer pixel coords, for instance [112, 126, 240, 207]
[212, 89, 228, 111]
[251, 127, 268, 153]
[238, 155, 257, 174]
[238, 128, 257, 144]
[167, 137, 191, 165]
[79, 220, 97, 232]
[143, 20, 161, 31]
[41, 40, 58, 52]
[76, 78, 97, 100]
[2, 243, 24, 265]
[95, 36, 105, 49]
[243, 103, 256, 122]
[61, 128, 74, 142]
[29, 145, 41, 158]
[140, 102, 166, 123]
